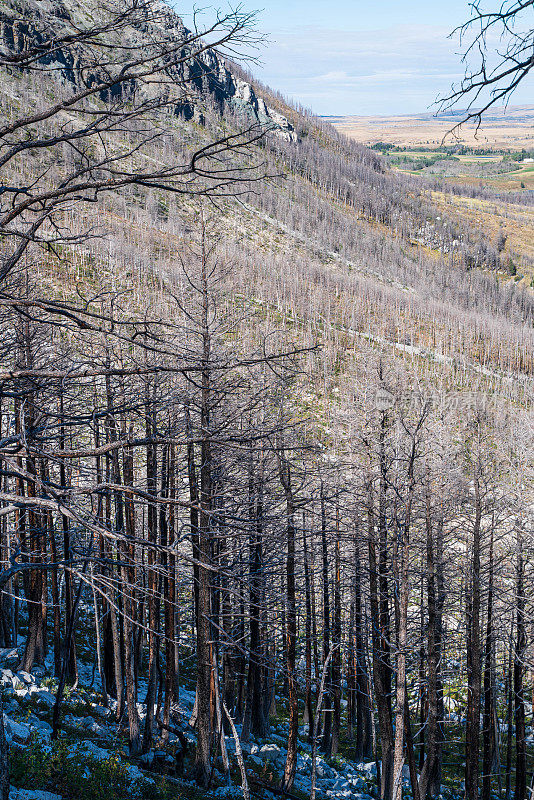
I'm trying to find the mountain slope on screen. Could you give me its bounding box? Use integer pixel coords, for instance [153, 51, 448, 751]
[0, 3, 533, 800]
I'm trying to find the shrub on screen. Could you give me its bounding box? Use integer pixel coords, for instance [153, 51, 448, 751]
[10, 735, 147, 800]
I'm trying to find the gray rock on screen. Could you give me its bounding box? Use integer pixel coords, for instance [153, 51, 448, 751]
[0, 649, 19, 666]
[69, 741, 109, 762]
[260, 743, 281, 759]
[126, 764, 144, 783]
[81, 718, 104, 734]
[91, 705, 110, 719]
[154, 751, 174, 767]
[30, 720, 53, 738]
[10, 789, 61, 800]
[3, 715, 31, 743]
[35, 691, 56, 708]
[140, 750, 155, 768]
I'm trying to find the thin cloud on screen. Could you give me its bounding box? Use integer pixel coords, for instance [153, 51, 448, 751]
[316, 69, 423, 85]
[252, 19, 531, 115]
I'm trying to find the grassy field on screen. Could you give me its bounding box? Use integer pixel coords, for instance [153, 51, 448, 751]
[386, 151, 534, 190]
[325, 104, 534, 150]
[487, 161, 534, 189]
[326, 110, 534, 189]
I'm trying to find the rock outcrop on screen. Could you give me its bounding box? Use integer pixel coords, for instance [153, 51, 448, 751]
[0, 0, 298, 142]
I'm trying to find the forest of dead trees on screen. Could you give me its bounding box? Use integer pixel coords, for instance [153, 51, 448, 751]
[0, 244, 532, 800]
[0, 3, 532, 800]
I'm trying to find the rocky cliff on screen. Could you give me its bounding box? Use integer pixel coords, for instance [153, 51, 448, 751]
[0, 0, 298, 142]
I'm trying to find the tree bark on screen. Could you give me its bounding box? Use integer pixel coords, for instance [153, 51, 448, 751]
[354, 525, 372, 760]
[279, 452, 298, 793]
[465, 462, 482, 800]
[320, 484, 332, 753]
[329, 503, 342, 758]
[303, 516, 314, 741]
[143, 392, 159, 753]
[513, 528, 526, 800]
[419, 479, 443, 799]
[482, 526, 495, 800]
[367, 480, 394, 800]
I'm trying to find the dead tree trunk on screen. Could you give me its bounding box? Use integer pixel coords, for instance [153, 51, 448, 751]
[419, 479, 443, 799]
[329, 503, 342, 758]
[354, 523, 372, 760]
[465, 462, 482, 800]
[243, 463, 268, 740]
[279, 451, 298, 793]
[320, 484, 332, 753]
[513, 528, 526, 800]
[367, 480, 394, 800]
[194, 239, 215, 788]
[482, 526, 495, 800]
[162, 443, 179, 739]
[59, 389, 77, 684]
[303, 515, 314, 740]
[122, 429, 141, 756]
[393, 433, 417, 800]
[505, 629, 514, 800]
[143, 390, 159, 753]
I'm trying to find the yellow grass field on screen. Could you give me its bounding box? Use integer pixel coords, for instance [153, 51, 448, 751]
[325, 105, 534, 150]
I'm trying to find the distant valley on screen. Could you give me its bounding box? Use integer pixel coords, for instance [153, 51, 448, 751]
[325, 104, 534, 150]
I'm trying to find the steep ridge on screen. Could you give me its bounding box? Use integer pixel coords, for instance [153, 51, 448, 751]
[1, 0, 532, 423]
[2, 0, 532, 385]
[0, 0, 297, 140]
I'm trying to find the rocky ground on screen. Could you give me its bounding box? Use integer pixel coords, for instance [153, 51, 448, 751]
[0, 636, 386, 800]
[2, 639, 528, 800]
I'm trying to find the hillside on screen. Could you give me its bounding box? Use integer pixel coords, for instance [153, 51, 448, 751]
[0, 3, 532, 800]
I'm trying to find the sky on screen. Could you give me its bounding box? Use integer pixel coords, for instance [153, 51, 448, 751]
[184, 0, 533, 117]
